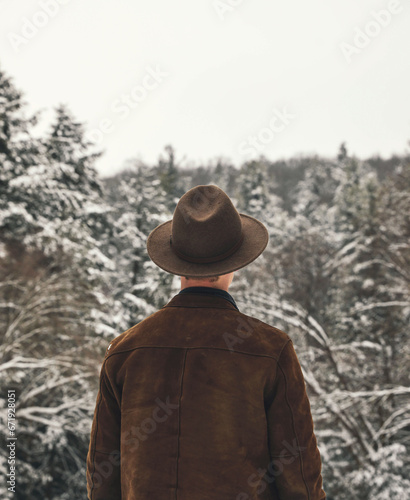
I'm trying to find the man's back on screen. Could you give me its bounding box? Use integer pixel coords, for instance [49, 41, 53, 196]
[87, 291, 325, 499]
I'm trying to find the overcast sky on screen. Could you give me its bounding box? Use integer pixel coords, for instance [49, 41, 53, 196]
[1, 0, 409, 176]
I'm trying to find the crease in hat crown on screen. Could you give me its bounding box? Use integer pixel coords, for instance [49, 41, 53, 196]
[170, 185, 243, 263]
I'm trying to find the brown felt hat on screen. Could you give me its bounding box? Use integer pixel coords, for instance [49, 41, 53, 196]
[146, 185, 269, 278]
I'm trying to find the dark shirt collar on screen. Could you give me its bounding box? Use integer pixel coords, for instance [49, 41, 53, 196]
[178, 286, 239, 311]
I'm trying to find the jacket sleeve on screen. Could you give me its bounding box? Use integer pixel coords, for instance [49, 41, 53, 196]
[86, 361, 121, 500]
[265, 339, 326, 499]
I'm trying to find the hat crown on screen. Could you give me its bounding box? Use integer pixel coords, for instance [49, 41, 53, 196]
[171, 185, 243, 263]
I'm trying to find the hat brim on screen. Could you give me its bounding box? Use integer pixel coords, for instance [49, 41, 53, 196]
[146, 214, 269, 278]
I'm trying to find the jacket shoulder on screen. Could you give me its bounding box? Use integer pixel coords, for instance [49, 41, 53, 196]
[227, 310, 292, 359]
[240, 311, 290, 339]
[102, 307, 292, 360]
[102, 309, 162, 358]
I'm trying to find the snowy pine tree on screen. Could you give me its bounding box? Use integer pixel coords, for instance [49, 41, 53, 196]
[0, 73, 115, 499]
[103, 163, 179, 330]
[158, 144, 184, 211]
[1, 64, 409, 499]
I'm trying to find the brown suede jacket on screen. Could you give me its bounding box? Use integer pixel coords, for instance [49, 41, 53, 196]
[86, 289, 326, 499]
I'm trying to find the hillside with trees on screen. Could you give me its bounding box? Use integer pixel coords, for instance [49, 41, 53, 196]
[1, 68, 409, 499]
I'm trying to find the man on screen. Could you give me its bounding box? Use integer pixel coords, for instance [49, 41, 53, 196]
[86, 184, 326, 499]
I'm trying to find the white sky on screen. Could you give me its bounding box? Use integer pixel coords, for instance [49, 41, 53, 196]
[1, 0, 409, 176]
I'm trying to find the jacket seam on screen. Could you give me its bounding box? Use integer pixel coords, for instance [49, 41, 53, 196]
[265, 340, 291, 432]
[89, 360, 107, 500]
[276, 342, 311, 499]
[272, 338, 292, 392]
[105, 345, 282, 363]
[106, 306, 240, 351]
[175, 349, 188, 499]
[270, 451, 306, 458]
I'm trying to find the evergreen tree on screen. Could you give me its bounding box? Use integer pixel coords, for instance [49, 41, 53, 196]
[0, 72, 115, 499]
[1, 64, 409, 499]
[337, 141, 348, 162]
[236, 158, 272, 218]
[208, 157, 237, 193]
[0, 68, 41, 242]
[103, 163, 179, 330]
[158, 144, 184, 210]
[313, 157, 410, 498]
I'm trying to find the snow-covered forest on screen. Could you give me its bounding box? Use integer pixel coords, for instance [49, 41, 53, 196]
[0, 67, 409, 499]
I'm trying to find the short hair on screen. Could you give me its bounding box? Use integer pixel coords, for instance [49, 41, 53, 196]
[184, 275, 220, 282]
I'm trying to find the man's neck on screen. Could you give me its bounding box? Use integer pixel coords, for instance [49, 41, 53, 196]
[180, 272, 234, 292]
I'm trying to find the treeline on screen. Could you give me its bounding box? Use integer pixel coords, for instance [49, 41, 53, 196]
[0, 67, 409, 499]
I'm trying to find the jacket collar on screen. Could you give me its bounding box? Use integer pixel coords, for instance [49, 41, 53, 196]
[178, 286, 239, 311]
[162, 288, 239, 312]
